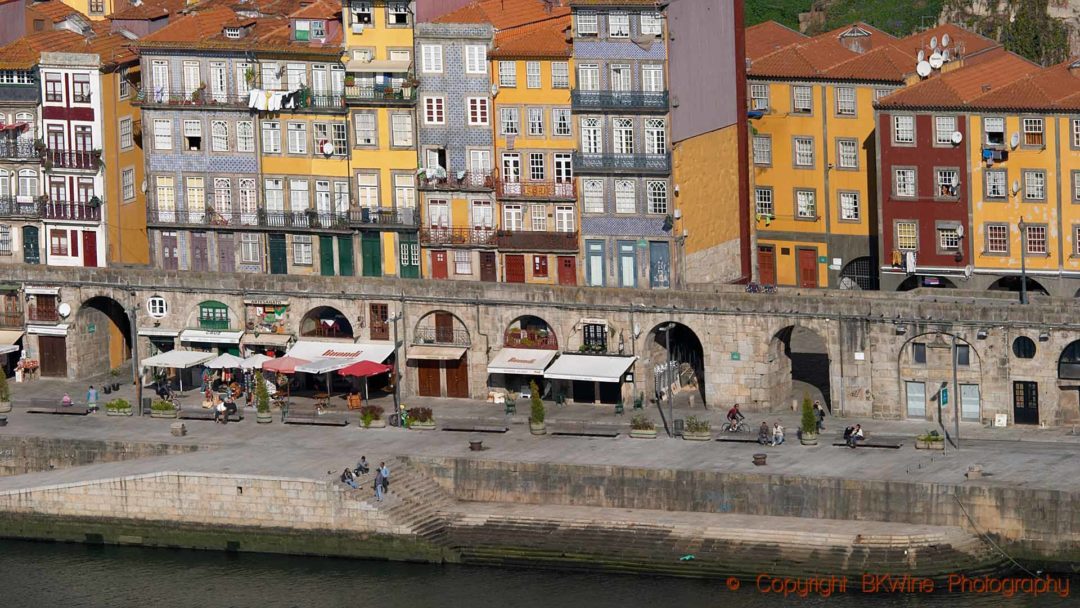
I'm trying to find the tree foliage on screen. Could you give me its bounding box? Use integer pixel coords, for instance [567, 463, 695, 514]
[1002, 0, 1070, 66]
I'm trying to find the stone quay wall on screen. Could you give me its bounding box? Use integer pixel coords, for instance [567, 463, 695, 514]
[0, 436, 202, 477]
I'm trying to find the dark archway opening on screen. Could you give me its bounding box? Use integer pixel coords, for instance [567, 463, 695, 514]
[772, 326, 830, 410]
[988, 276, 1049, 296]
[838, 256, 877, 290]
[897, 275, 957, 291]
[300, 307, 354, 339]
[645, 322, 705, 407]
[77, 295, 132, 378]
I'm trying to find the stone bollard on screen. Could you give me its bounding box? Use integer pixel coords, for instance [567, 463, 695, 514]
[753, 453, 767, 466]
[170, 422, 187, 437]
[965, 464, 983, 479]
[469, 440, 483, 452]
[0, 415, 7, 427]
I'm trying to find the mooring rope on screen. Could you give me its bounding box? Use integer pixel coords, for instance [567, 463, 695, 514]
[953, 495, 1039, 578]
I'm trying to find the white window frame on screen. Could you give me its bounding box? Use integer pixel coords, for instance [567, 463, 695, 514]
[424, 97, 445, 125]
[391, 113, 413, 146]
[526, 61, 541, 88]
[499, 61, 517, 88]
[793, 137, 813, 167]
[465, 45, 487, 75]
[894, 168, 916, 198]
[583, 179, 604, 213]
[500, 107, 520, 135]
[211, 120, 228, 152]
[754, 188, 773, 216]
[551, 62, 569, 89]
[839, 191, 860, 221]
[752, 136, 771, 166]
[750, 84, 769, 111]
[119, 116, 133, 150]
[467, 97, 489, 126]
[646, 180, 668, 214]
[287, 122, 307, 154]
[608, 13, 630, 37]
[421, 44, 443, 73]
[896, 222, 918, 251]
[837, 139, 858, 169]
[792, 85, 812, 113]
[237, 121, 254, 152]
[153, 119, 172, 150]
[795, 190, 817, 218]
[893, 115, 915, 144]
[262, 121, 281, 154]
[934, 116, 957, 145]
[614, 179, 636, 214]
[835, 87, 856, 116]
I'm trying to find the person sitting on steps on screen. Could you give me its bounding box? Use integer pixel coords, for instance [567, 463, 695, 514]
[845, 424, 865, 448]
[757, 421, 770, 445]
[353, 456, 369, 476]
[340, 468, 359, 489]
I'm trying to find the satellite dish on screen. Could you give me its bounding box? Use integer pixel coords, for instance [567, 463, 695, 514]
[942, 33, 951, 47]
[917, 50, 925, 62]
[930, 36, 938, 50]
[956, 225, 964, 238]
[941, 49, 951, 62]
[58, 303, 72, 318]
[321, 141, 334, 155]
[964, 264, 973, 278]
[916, 61, 932, 78]
[490, 83, 498, 97]
[1010, 132, 1021, 149]
[1012, 180, 1021, 194]
[951, 131, 963, 145]
[928, 52, 944, 69]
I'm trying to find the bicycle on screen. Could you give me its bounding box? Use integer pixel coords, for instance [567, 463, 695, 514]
[721, 419, 750, 433]
[745, 282, 761, 294]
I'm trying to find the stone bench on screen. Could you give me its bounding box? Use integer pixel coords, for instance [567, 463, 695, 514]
[179, 409, 243, 422]
[549, 422, 620, 438]
[832, 439, 903, 449]
[715, 436, 764, 444]
[442, 424, 509, 434]
[26, 405, 90, 416]
[284, 413, 349, 426]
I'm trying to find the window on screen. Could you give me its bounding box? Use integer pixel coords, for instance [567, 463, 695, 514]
[752, 136, 771, 165]
[580, 118, 601, 153]
[935, 116, 956, 145]
[224, 27, 242, 39]
[119, 117, 133, 150]
[186, 177, 205, 212]
[640, 12, 662, 35]
[837, 139, 858, 168]
[289, 179, 309, 213]
[424, 97, 445, 124]
[613, 118, 634, 154]
[750, 84, 769, 111]
[893, 115, 914, 144]
[261, 62, 281, 90]
[551, 62, 569, 88]
[615, 179, 635, 213]
[577, 12, 598, 36]
[1025, 224, 1046, 255]
[526, 61, 541, 88]
[792, 86, 812, 113]
[467, 98, 489, 125]
[454, 250, 471, 275]
[839, 191, 859, 221]
[503, 204, 523, 231]
[465, 45, 487, 74]
[122, 167, 135, 202]
[986, 170, 1006, 199]
[610, 65, 631, 91]
[754, 188, 773, 216]
[583, 323, 607, 350]
[896, 222, 918, 251]
[500, 107, 520, 135]
[311, 20, 326, 39]
[984, 117, 1005, 146]
[1023, 118, 1044, 147]
[44, 72, 62, 102]
[295, 20, 311, 41]
[1075, 171, 1080, 202]
[214, 178, 232, 213]
[18, 169, 37, 200]
[238, 179, 257, 222]
[795, 190, 816, 218]
[118, 67, 131, 99]
[530, 204, 546, 231]
[583, 179, 604, 213]
[529, 153, 545, 180]
[1073, 119, 1080, 148]
[874, 88, 892, 102]
[146, 296, 168, 318]
[577, 64, 599, 91]
[262, 121, 281, 153]
[353, 113, 376, 146]
[835, 87, 856, 116]
[645, 118, 666, 154]
[287, 122, 307, 154]
[555, 206, 574, 232]
[499, 61, 517, 87]
[936, 169, 959, 198]
[313, 123, 330, 155]
[49, 229, 69, 256]
[1024, 170, 1046, 200]
[642, 65, 664, 93]
[356, 174, 378, 207]
[421, 44, 443, 73]
[532, 255, 549, 277]
[528, 108, 544, 136]
[155, 176, 175, 210]
[894, 168, 916, 198]
[956, 345, 971, 367]
[394, 174, 415, 208]
[89, 0, 104, 14]
[1013, 336, 1036, 358]
[264, 178, 284, 212]
[72, 74, 91, 103]
[153, 119, 172, 150]
[608, 13, 630, 37]
[334, 181, 349, 211]
[0, 225, 9, 256]
[938, 227, 960, 250]
[647, 181, 668, 214]
[240, 234, 260, 263]
[553, 108, 571, 136]
[388, 3, 409, 25]
[293, 235, 313, 265]
[793, 137, 813, 167]
[211, 120, 228, 152]
[391, 114, 413, 146]
[332, 123, 348, 155]
[912, 343, 927, 364]
[986, 224, 1008, 254]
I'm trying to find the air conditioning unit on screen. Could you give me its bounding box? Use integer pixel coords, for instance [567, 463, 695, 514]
[352, 23, 365, 34]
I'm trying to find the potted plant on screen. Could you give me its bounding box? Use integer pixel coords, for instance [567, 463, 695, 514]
[683, 415, 711, 441]
[344, 74, 355, 87]
[105, 398, 132, 417]
[407, 406, 435, 429]
[110, 367, 121, 391]
[528, 380, 545, 435]
[0, 372, 11, 413]
[630, 414, 657, 439]
[916, 430, 945, 450]
[245, 67, 257, 86]
[799, 394, 818, 445]
[255, 371, 272, 423]
[150, 399, 176, 419]
[360, 404, 386, 428]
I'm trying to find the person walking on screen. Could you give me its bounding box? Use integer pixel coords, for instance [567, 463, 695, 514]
[814, 401, 826, 432]
[86, 385, 99, 413]
[378, 462, 390, 493]
[373, 468, 385, 501]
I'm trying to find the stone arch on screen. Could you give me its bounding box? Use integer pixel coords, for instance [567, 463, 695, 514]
[766, 325, 830, 411]
[413, 309, 471, 346]
[987, 276, 1049, 296]
[1058, 341, 1080, 380]
[644, 322, 705, 407]
[897, 275, 957, 291]
[74, 294, 132, 377]
[897, 332, 983, 423]
[838, 256, 877, 290]
[503, 315, 558, 349]
[299, 306, 354, 340]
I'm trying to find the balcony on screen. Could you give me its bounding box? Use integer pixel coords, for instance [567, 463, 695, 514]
[504, 328, 558, 350]
[0, 197, 41, 218]
[495, 230, 578, 252]
[418, 170, 493, 192]
[28, 306, 59, 323]
[0, 139, 36, 159]
[412, 326, 471, 347]
[344, 85, 416, 105]
[495, 179, 576, 201]
[44, 149, 99, 171]
[0, 309, 22, 328]
[573, 152, 671, 175]
[146, 206, 352, 232]
[43, 200, 100, 221]
[133, 89, 250, 109]
[347, 207, 419, 229]
[571, 90, 669, 112]
[419, 227, 496, 247]
[198, 317, 231, 331]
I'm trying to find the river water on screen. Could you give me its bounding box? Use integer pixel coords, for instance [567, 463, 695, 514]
[0, 539, 1073, 607]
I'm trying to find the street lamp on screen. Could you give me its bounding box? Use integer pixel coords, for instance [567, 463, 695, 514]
[389, 311, 403, 426]
[127, 294, 142, 416]
[657, 322, 675, 437]
[1019, 216, 1028, 305]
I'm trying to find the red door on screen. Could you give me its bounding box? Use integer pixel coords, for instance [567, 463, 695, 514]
[81, 230, 97, 267]
[557, 256, 576, 285]
[431, 250, 448, 279]
[797, 248, 819, 288]
[505, 254, 525, 283]
[757, 245, 776, 286]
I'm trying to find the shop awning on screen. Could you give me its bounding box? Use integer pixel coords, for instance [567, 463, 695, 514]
[346, 59, 411, 72]
[179, 329, 243, 344]
[407, 345, 467, 361]
[241, 332, 293, 347]
[240, 353, 270, 369]
[285, 340, 394, 364]
[142, 350, 215, 369]
[487, 348, 558, 376]
[543, 355, 636, 383]
[138, 327, 180, 337]
[295, 357, 355, 374]
[204, 353, 245, 369]
[27, 324, 68, 336]
[0, 329, 21, 355]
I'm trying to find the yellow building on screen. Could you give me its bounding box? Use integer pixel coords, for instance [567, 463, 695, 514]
[101, 56, 148, 265]
[490, 16, 578, 285]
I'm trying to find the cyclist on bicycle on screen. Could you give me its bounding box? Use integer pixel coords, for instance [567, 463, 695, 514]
[727, 404, 745, 424]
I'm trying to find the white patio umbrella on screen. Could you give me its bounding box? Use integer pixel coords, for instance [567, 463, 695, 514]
[239, 353, 271, 369]
[204, 353, 245, 369]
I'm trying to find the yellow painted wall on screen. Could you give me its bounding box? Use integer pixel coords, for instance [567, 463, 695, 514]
[59, 0, 116, 20]
[673, 124, 740, 253]
[381, 231, 398, 275]
[260, 115, 351, 177]
[344, 2, 414, 56]
[101, 68, 148, 265]
[756, 238, 828, 286]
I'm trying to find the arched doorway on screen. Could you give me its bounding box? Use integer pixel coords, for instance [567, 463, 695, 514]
[74, 295, 132, 378]
[838, 257, 877, 290]
[504, 315, 557, 349]
[644, 322, 705, 407]
[410, 310, 471, 398]
[988, 276, 1049, 296]
[768, 326, 829, 411]
[300, 306, 354, 339]
[897, 275, 957, 291]
[489, 315, 559, 397]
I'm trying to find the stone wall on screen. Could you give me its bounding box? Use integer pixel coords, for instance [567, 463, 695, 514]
[0, 437, 201, 477]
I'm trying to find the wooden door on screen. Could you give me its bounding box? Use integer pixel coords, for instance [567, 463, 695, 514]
[81, 230, 98, 267]
[480, 251, 497, 282]
[505, 254, 525, 283]
[399, 234, 419, 278]
[445, 353, 469, 398]
[1013, 381, 1039, 425]
[361, 233, 381, 277]
[435, 312, 454, 343]
[319, 235, 335, 276]
[217, 233, 235, 273]
[431, 250, 448, 279]
[22, 226, 39, 264]
[337, 235, 354, 276]
[796, 248, 818, 288]
[38, 335, 67, 377]
[161, 232, 178, 270]
[417, 360, 441, 397]
[190, 231, 208, 271]
[268, 233, 287, 274]
[557, 256, 576, 285]
[369, 303, 389, 340]
[757, 245, 776, 286]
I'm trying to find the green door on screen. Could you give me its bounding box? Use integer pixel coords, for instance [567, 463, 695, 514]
[399, 233, 419, 278]
[337, 235, 354, 276]
[22, 226, 40, 264]
[319, 235, 335, 276]
[268, 233, 287, 275]
[361, 232, 382, 277]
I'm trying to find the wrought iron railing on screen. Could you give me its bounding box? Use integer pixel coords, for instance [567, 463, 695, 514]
[572, 152, 671, 173]
[495, 179, 576, 200]
[347, 207, 419, 228]
[412, 326, 470, 347]
[146, 206, 352, 230]
[42, 200, 100, 221]
[344, 85, 416, 103]
[0, 140, 36, 159]
[45, 149, 99, 171]
[0, 197, 42, 218]
[571, 90, 669, 111]
[419, 227, 496, 246]
[504, 329, 558, 350]
[418, 170, 493, 191]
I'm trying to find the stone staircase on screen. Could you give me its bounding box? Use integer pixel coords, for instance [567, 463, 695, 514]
[360, 458, 457, 549]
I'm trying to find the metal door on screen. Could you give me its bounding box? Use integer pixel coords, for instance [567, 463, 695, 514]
[22, 226, 39, 264]
[268, 233, 287, 274]
[38, 335, 67, 377]
[905, 381, 926, 419]
[758, 245, 776, 285]
[1013, 381, 1039, 425]
[960, 384, 980, 422]
[505, 254, 525, 283]
[445, 353, 469, 398]
[337, 235, 354, 276]
[161, 232, 178, 270]
[557, 256, 576, 285]
[361, 232, 381, 277]
[480, 251, 497, 282]
[797, 248, 819, 288]
[431, 250, 448, 279]
[217, 233, 235, 273]
[190, 231, 208, 271]
[319, 235, 335, 276]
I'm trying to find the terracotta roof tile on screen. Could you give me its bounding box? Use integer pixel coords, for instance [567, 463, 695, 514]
[745, 21, 805, 61]
[434, 0, 570, 30]
[961, 60, 1080, 111]
[0, 26, 137, 69]
[890, 23, 998, 61]
[27, 0, 84, 23]
[491, 14, 571, 58]
[749, 34, 858, 79]
[109, 0, 186, 21]
[876, 51, 1038, 109]
[824, 44, 914, 82]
